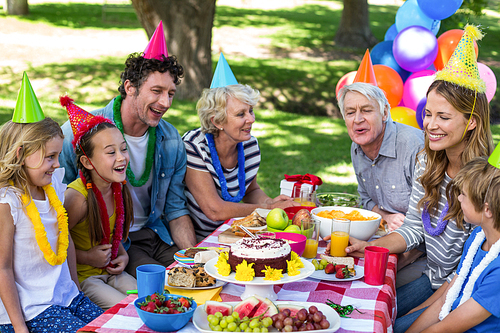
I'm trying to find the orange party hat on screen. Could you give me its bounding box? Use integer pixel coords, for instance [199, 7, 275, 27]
[143, 21, 169, 60]
[354, 49, 378, 86]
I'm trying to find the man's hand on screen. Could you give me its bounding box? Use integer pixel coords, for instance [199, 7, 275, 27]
[383, 212, 405, 231]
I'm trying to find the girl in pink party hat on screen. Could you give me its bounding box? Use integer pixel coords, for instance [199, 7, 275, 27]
[60, 96, 136, 310]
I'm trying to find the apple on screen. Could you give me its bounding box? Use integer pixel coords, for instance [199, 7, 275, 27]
[266, 208, 289, 230]
[283, 224, 301, 234]
[292, 209, 312, 227]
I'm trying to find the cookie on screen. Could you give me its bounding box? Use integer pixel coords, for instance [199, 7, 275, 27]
[167, 266, 196, 287]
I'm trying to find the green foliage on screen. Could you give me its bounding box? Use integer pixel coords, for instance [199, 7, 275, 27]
[441, 0, 488, 31]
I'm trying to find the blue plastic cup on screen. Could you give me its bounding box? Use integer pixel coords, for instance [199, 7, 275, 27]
[136, 264, 166, 298]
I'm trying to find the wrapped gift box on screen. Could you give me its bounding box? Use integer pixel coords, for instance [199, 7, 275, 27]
[280, 174, 322, 197]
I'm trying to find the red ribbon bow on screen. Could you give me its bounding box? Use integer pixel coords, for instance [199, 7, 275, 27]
[284, 173, 323, 186]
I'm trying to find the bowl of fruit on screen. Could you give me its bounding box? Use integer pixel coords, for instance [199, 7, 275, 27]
[316, 192, 361, 207]
[134, 293, 197, 332]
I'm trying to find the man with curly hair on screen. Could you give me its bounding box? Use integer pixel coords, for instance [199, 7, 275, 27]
[60, 50, 197, 278]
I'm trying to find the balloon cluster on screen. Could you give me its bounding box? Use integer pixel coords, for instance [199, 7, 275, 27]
[336, 0, 497, 129]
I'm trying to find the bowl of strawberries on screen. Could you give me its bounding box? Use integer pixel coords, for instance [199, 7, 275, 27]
[134, 292, 197, 332]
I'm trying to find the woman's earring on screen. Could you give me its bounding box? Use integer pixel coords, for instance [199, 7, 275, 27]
[220, 128, 224, 131]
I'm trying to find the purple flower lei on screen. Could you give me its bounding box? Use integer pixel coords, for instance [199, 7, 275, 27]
[206, 133, 246, 203]
[422, 202, 449, 236]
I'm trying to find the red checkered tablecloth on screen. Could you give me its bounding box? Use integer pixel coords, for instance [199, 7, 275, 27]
[79, 220, 397, 333]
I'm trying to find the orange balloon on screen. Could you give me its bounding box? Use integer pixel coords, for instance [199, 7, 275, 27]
[434, 29, 479, 71]
[391, 106, 420, 129]
[374, 64, 403, 107]
[336, 71, 357, 98]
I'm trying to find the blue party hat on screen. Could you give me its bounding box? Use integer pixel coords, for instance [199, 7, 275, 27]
[210, 53, 238, 88]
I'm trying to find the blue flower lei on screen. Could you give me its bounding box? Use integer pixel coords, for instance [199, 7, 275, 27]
[205, 133, 246, 203]
[422, 202, 449, 236]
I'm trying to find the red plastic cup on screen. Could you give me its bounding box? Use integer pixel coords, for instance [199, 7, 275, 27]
[364, 246, 390, 286]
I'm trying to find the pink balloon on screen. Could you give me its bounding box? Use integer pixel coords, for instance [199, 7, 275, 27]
[403, 70, 436, 111]
[477, 62, 497, 102]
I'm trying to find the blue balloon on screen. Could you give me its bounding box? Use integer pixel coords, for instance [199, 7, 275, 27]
[384, 24, 398, 41]
[416, 98, 427, 129]
[393, 26, 438, 72]
[418, 0, 463, 20]
[396, 0, 441, 35]
[371, 41, 411, 81]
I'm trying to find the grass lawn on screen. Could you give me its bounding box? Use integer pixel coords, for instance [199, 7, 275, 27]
[1, 0, 499, 198]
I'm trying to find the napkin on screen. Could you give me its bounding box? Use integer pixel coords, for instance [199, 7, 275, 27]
[165, 286, 223, 305]
[194, 250, 218, 263]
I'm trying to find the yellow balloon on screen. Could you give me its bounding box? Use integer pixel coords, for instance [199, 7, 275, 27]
[390, 106, 420, 129]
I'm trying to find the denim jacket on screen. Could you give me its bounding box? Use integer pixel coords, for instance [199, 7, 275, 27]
[60, 98, 190, 249]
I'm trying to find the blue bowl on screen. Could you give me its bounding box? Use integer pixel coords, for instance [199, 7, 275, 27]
[134, 294, 197, 332]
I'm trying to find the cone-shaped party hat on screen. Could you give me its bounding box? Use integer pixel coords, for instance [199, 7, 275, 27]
[60, 95, 114, 149]
[435, 24, 486, 93]
[12, 72, 45, 123]
[210, 53, 238, 89]
[353, 49, 377, 86]
[488, 142, 500, 169]
[143, 20, 169, 60]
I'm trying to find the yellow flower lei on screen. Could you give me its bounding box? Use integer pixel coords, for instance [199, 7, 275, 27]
[22, 184, 69, 266]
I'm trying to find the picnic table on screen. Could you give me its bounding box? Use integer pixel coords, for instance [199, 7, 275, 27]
[78, 219, 398, 333]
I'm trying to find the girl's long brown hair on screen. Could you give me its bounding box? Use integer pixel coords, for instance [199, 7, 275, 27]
[76, 122, 133, 245]
[418, 80, 493, 229]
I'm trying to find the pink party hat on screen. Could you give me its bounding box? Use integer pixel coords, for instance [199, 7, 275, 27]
[60, 96, 114, 148]
[354, 49, 378, 86]
[143, 21, 169, 60]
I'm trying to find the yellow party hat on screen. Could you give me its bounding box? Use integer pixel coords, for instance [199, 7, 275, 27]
[435, 24, 486, 93]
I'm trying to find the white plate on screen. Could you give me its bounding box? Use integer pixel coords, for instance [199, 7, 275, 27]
[204, 257, 315, 286]
[193, 301, 341, 332]
[165, 278, 227, 290]
[308, 264, 364, 282]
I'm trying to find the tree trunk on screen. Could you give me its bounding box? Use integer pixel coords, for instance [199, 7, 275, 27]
[5, 0, 29, 15]
[130, 0, 216, 100]
[334, 0, 377, 49]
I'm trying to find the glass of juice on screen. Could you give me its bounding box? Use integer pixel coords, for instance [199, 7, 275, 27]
[330, 218, 351, 257]
[292, 188, 317, 207]
[301, 220, 321, 259]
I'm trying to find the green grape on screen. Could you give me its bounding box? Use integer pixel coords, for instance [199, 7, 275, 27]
[210, 316, 220, 326]
[223, 329, 229, 332]
[320, 259, 328, 266]
[239, 322, 249, 331]
[312, 259, 318, 265]
[213, 324, 223, 331]
[252, 327, 261, 333]
[312, 262, 319, 270]
[242, 316, 249, 321]
[261, 328, 269, 333]
[215, 312, 224, 318]
[208, 314, 215, 322]
[227, 322, 238, 331]
[220, 319, 228, 328]
[226, 316, 235, 323]
[209, 323, 216, 331]
[262, 317, 272, 328]
[244, 328, 253, 333]
[249, 319, 260, 329]
[232, 311, 240, 319]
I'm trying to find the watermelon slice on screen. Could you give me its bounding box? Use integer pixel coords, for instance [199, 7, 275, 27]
[233, 296, 260, 319]
[277, 304, 305, 318]
[204, 301, 233, 316]
[252, 295, 279, 318]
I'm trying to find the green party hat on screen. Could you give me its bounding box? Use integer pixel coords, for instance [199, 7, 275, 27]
[488, 143, 500, 169]
[12, 72, 45, 123]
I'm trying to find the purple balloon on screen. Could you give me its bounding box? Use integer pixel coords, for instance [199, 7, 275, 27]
[393, 26, 438, 72]
[416, 98, 427, 129]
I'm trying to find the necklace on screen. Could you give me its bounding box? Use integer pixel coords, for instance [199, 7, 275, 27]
[422, 202, 450, 236]
[80, 171, 124, 263]
[205, 133, 246, 203]
[113, 95, 155, 187]
[22, 185, 69, 266]
[439, 229, 500, 320]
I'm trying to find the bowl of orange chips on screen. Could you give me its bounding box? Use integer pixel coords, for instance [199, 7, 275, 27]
[311, 206, 381, 241]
